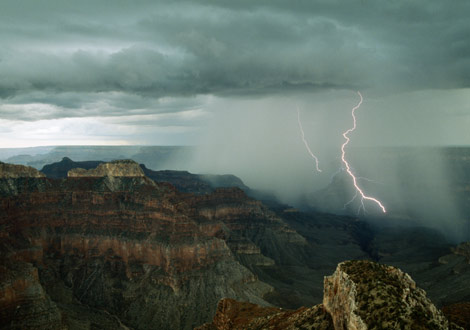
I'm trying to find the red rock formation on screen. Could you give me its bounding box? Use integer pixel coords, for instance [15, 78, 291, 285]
[195, 298, 333, 330]
[0, 178, 265, 276]
[0, 166, 280, 329]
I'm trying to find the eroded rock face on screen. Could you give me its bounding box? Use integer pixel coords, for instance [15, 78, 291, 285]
[0, 260, 63, 329]
[195, 298, 333, 330]
[0, 162, 45, 178]
[0, 173, 281, 329]
[5, 158, 460, 329]
[323, 260, 460, 330]
[68, 159, 144, 177]
[201, 260, 462, 330]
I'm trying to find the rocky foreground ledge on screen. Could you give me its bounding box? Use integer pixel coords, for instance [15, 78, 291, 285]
[198, 260, 463, 330]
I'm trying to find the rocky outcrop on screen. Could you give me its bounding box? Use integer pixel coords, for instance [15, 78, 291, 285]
[0, 162, 45, 178]
[201, 260, 462, 330]
[0, 260, 63, 329]
[0, 171, 281, 329]
[0, 162, 47, 196]
[323, 260, 460, 330]
[195, 298, 333, 330]
[68, 159, 144, 177]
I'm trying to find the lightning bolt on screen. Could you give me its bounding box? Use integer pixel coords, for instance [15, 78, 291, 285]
[341, 91, 386, 213]
[297, 107, 322, 172]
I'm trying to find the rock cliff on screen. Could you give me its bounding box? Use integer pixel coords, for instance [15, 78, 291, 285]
[323, 260, 460, 330]
[0, 260, 63, 329]
[0, 165, 294, 329]
[200, 260, 463, 330]
[196, 298, 333, 330]
[41, 158, 251, 196]
[0, 162, 45, 178]
[67, 159, 144, 177]
[2, 159, 467, 329]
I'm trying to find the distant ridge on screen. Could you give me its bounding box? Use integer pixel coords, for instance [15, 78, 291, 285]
[41, 157, 103, 178]
[4, 145, 194, 170]
[41, 157, 249, 195]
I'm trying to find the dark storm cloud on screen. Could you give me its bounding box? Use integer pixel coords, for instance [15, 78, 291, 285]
[0, 90, 206, 121]
[1, 0, 469, 120]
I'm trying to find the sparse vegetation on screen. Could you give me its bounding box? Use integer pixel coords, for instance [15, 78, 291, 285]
[340, 260, 451, 330]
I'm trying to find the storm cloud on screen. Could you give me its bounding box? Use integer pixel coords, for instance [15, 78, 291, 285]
[1, 0, 470, 123]
[1, 1, 470, 240]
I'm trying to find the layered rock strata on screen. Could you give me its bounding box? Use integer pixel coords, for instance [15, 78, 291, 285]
[4, 160, 459, 329]
[1, 161, 304, 329]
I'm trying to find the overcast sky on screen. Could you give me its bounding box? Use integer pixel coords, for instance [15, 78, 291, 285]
[1, 0, 470, 147]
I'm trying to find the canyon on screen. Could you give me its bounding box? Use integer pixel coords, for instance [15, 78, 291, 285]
[0, 159, 469, 329]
